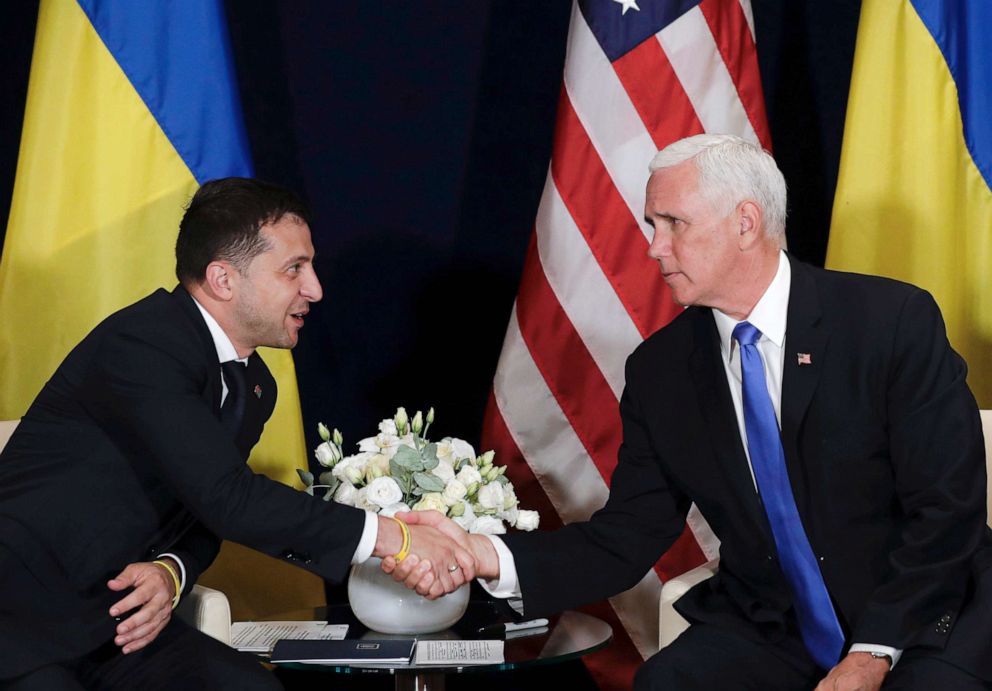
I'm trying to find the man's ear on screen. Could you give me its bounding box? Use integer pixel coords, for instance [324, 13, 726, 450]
[737, 200, 764, 250]
[203, 261, 236, 301]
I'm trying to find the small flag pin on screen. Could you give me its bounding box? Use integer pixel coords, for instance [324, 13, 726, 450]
[797, 353, 812, 366]
[254, 384, 263, 398]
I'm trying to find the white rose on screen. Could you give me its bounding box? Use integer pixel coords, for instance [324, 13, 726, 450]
[502, 485, 518, 510]
[470, 516, 506, 535]
[353, 487, 376, 511]
[452, 502, 477, 532]
[412, 492, 447, 513]
[499, 506, 519, 525]
[442, 479, 467, 505]
[477, 482, 505, 511]
[378, 419, 398, 435]
[431, 460, 455, 484]
[366, 476, 403, 508]
[515, 510, 540, 531]
[314, 441, 340, 467]
[332, 453, 372, 483]
[364, 453, 391, 483]
[378, 502, 411, 518]
[357, 437, 380, 453]
[333, 482, 358, 506]
[456, 465, 482, 488]
[437, 437, 476, 465]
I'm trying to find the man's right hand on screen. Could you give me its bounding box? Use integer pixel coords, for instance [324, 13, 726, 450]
[382, 511, 500, 599]
[372, 514, 476, 598]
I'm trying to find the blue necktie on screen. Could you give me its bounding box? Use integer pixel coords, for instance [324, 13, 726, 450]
[733, 321, 844, 670]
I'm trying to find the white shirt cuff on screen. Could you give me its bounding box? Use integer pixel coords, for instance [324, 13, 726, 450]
[849, 644, 902, 669]
[351, 511, 379, 564]
[157, 552, 187, 594]
[477, 535, 522, 599]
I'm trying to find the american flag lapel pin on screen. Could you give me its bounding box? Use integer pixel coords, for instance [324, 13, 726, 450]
[254, 384, 263, 398]
[797, 352, 812, 366]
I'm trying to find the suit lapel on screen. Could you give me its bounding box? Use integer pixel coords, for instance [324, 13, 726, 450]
[687, 309, 768, 528]
[780, 257, 829, 486]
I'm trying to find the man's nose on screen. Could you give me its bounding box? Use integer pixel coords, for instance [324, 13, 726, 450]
[648, 227, 671, 259]
[302, 267, 323, 302]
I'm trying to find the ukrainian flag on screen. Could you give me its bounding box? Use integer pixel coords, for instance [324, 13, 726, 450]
[827, 0, 992, 405]
[0, 1, 321, 615]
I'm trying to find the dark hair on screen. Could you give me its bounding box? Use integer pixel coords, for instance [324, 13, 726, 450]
[175, 177, 310, 285]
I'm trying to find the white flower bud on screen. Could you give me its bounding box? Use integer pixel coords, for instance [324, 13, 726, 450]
[332, 428, 344, 446]
[411, 410, 424, 435]
[394, 407, 409, 435]
[317, 422, 331, 442]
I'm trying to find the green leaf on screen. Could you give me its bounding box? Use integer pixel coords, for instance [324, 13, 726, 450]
[323, 486, 336, 502]
[318, 471, 336, 486]
[297, 469, 314, 487]
[413, 472, 446, 493]
[393, 445, 424, 471]
[497, 474, 510, 486]
[305, 486, 315, 496]
[422, 454, 439, 470]
[412, 487, 424, 497]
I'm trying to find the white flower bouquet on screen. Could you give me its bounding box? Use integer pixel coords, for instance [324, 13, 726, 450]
[298, 407, 540, 534]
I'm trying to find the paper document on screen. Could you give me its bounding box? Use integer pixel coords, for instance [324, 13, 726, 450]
[231, 621, 347, 652]
[414, 640, 504, 665]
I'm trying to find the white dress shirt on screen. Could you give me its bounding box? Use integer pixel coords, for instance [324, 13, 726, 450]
[483, 252, 899, 666]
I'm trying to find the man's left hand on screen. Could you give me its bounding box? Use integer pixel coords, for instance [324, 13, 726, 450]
[815, 652, 890, 691]
[107, 561, 176, 654]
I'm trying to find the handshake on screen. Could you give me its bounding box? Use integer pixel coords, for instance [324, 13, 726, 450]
[372, 511, 501, 599]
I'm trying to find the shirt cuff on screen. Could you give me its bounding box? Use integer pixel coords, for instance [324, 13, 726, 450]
[477, 535, 522, 599]
[157, 552, 187, 595]
[351, 511, 379, 564]
[849, 644, 902, 669]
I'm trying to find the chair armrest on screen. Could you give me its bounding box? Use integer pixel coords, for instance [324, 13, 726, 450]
[659, 558, 719, 649]
[176, 584, 232, 646]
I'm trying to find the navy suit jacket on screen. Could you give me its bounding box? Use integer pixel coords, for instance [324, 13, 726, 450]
[0, 286, 366, 678]
[503, 257, 992, 678]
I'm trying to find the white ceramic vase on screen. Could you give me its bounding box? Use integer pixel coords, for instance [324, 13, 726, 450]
[347, 557, 470, 634]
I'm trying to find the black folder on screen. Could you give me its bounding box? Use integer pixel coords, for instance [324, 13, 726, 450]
[270, 638, 416, 664]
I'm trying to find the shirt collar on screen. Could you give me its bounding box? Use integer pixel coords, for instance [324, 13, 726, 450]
[190, 296, 245, 365]
[712, 250, 791, 360]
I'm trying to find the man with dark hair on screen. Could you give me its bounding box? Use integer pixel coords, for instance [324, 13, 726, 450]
[0, 178, 474, 690]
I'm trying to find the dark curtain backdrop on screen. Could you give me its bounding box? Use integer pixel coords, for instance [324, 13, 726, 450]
[0, 0, 861, 476]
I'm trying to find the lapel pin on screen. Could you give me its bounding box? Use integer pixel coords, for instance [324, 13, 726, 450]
[797, 353, 812, 366]
[254, 384, 263, 399]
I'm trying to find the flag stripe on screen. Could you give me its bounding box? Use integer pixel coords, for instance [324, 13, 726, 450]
[536, 172, 642, 399]
[75, 0, 252, 182]
[550, 92, 681, 338]
[483, 3, 768, 683]
[698, 0, 772, 150]
[515, 236, 625, 486]
[612, 36, 705, 149]
[562, 2, 657, 243]
[657, 6, 760, 144]
[492, 309, 611, 521]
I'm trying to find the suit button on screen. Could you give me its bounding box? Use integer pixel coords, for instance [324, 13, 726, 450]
[281, 550, 298, 561]
[939, 614, 952, 623]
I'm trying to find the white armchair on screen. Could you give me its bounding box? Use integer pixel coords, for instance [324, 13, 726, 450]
[658, 409, 992, 648]
[0, 419, 232, 645]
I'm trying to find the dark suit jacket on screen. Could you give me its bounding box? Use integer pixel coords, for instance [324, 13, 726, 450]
[0, 286, 366, 678]
[504, 257, 992, 678]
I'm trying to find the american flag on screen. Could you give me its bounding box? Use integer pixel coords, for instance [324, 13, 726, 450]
[480, 1, 771, 687]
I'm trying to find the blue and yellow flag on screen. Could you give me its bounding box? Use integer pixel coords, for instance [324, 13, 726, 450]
[0, 1, 321, 614]
[827, 0, 992, 405]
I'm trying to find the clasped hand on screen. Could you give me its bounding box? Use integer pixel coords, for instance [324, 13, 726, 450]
[381, 511, 496, 599]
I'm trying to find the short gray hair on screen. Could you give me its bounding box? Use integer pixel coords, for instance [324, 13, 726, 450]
[648, 134, 787, 239]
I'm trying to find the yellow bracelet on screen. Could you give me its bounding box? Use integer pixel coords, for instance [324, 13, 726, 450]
[389, 516, 411, 563]
[153, 559, 182, 610]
